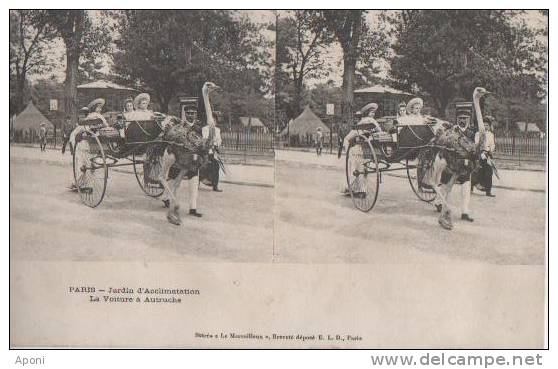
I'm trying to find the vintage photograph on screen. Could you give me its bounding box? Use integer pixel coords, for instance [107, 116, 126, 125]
[10, 10, 276, 263]
[9, 9, 548, 348]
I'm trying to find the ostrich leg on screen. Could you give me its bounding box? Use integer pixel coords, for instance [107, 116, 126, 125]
[158, 150, 181, 225]
[167, 169, 186, 225]
[424, 153, 455, 230]
[437, 174, 457, 230]
[425, 153, 452, 210]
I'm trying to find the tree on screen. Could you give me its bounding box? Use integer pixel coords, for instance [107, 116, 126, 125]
[114, 10, 272, 114]
[9, 10, 57, 115]
[42, 10, 112, 123]
[320, 10, 362, 124]
[318, 10, 390, 125]
[276, 11, 333, 116]
[389, 10, 547, 117]
[304, 81, 339, 114]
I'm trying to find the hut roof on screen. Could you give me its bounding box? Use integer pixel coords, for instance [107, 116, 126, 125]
[280, 106, 330, 136]
[13, 102, 54, 131]
[516, 122, 541, 133]
[239, 116, 266, 128]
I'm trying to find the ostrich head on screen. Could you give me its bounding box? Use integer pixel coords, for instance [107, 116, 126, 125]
[203, 81, 221, 93]
[473, 87, 491, 100]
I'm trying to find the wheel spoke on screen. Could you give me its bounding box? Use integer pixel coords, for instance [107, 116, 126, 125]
[346, 140, 379, 212]
[407, 151, 437, 203]
[73, 137, 107, 207]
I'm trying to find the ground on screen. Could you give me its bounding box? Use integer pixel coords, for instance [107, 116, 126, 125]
[10, 146, 274, 263]
[274, 150, 546, 265]
[10, 145, 546, 266]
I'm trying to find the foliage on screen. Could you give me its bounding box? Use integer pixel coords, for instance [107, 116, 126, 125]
[388, 10, 547, 117]
[276, 11, 334, 117]
[9, 10, 57, 115]
[311, 10, 390, 123]
[113, 10, 273, 114]
[41, 10, 112, 121]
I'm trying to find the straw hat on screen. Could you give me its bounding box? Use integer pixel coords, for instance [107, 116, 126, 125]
[87, 98, 105, 111]
[134, 93, 150, 108]
[360, 102, 378, 115]
[406, 97, 423, 112]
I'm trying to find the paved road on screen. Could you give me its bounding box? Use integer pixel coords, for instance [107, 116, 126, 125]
[10, 147, 546, 265]
[10, 151, 274, 263]
[274, 150, 546, 265]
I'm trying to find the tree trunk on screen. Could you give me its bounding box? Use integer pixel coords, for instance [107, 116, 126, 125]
[341, 55, 356, 127]
[158, 97, 169, 113]
[64, 46, 79, 128]
[437, 96, 450, 119]
[16, 72, 26, 114]
[294, 76, 304, 115]
[156, 90, 172, 113]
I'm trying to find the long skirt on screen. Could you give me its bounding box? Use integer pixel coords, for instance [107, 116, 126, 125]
[471, 160, 493, 192]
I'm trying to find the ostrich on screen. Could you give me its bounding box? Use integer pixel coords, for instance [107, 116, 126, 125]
[158, 81, 221, 225]
[422, 87, 490, 230]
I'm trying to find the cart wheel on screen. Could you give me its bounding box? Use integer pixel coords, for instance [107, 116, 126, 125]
[346, 138, 380, 212]
[73, 134, 108, 208]
[133, 145, 164, 197]
[406, 148, 437, 202]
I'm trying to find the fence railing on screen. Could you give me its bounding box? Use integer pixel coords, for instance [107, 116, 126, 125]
[221, 130, 274, 152]
[11, 131, 62, 149]
[495, 136, 546, 160]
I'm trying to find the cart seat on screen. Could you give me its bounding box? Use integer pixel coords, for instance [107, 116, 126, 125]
[125, 120, 162, 144]
[397, 125, 434, 148]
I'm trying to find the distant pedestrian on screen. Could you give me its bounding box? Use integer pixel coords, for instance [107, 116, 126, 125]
[39, 123, 47, 152]
[315, 127, 324, 156]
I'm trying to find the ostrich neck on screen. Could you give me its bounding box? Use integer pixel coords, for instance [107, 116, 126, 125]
[203, 88, 215, 127]
[473, 95, 486, 133]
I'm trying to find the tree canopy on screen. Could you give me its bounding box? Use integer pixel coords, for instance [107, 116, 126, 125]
[276, 11, 333, 118]
[114, 10, 273, 117]
[9, 10, 57, 115]
[389, 10, 547, 117]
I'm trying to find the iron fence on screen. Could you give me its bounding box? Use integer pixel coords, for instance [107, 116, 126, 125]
[221, 130, 274, 152]
[495, 136, 546, 161]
